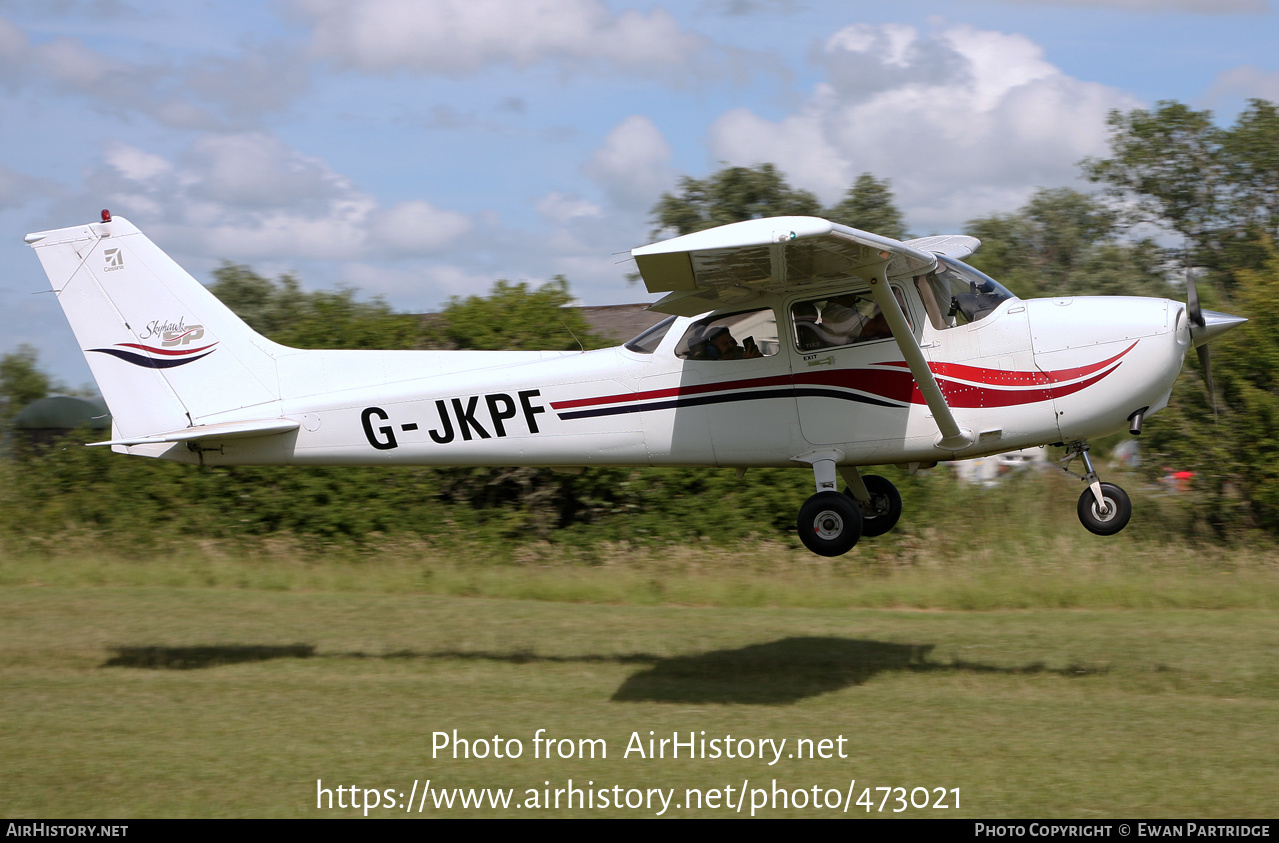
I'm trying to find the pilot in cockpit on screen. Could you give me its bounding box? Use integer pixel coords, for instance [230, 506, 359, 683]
[703, 325, 762, 360]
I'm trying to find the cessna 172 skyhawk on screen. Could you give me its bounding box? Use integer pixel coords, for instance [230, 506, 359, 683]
[26, 211, 1245, 556]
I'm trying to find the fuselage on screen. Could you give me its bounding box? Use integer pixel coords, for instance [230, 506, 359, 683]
[24, 214, 1192, 472]
[146, 280, 1189, 470]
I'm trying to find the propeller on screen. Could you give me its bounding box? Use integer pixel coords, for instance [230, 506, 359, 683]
[1184, 262, 1247, 422]
[1185, 265, 1217, 421]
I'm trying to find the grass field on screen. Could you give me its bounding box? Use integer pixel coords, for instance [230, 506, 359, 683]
[3, 545, 1278, 818]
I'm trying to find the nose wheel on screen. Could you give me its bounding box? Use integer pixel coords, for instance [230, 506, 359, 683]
[1062, 443, 1132, 536]
[1077, 482, 1131, 535]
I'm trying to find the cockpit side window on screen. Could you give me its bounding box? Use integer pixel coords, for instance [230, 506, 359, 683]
[624, 315, 676, 354]
[791, 288, 910, 352]
[915, 257, 1015, 330]
[675, 308, 779, 361]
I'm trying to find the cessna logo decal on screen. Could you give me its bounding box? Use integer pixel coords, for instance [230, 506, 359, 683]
[103, 248, 124, 271]
[361, 390, 546, 450]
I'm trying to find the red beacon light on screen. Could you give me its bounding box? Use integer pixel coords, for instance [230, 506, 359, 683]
[101, 209, 111, 223]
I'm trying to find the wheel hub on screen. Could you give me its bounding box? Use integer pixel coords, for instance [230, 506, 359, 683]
[814, 510, 844, 539]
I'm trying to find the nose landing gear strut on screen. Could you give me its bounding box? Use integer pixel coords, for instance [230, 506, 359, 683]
[1061, 442, 1132, 536]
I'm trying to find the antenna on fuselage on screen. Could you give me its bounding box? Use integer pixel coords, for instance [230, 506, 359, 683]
[561, 319, 586, 354]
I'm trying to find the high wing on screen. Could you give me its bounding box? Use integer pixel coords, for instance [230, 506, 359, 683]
[632, 216, 939, 318]
[633, 216, 979, 449]
[901, 234, 980, 262]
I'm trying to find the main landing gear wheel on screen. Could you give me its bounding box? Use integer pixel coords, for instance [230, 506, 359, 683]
[1077, 482, 1132, 536]
[847, 474, 902, 538]
[798, 491, 863, 557]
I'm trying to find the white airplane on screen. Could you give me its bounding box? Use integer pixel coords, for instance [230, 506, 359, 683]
[26, 211, 1245, 556]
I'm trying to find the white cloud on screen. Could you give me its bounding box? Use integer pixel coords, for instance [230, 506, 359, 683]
[582, 115, 675, 209]
[185, 133, 349, 210]
[82, 134, 474, 264]
[0, 14, 26, 59]
[291, 0, 707, 79]
[196, 211, 373, 262]
[370, 200, 474, 255]
[535, 192, 603, 223]
[182, 49, 310, 124]
[1207, 65, 1279, 103]
[105, 144, 173, 183]
[710, 107, 847, 202]
[0, 13, 307, 130]
[709, 23, 1139, 231]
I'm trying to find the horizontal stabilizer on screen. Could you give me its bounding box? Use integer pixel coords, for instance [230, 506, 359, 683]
[88, 418, 300, 447]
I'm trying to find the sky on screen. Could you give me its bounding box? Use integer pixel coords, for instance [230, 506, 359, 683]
[2, 0, 1277, 388]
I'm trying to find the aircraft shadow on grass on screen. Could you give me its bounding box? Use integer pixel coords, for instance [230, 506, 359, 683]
[609, 637, 1104, 705]
[102, 644, 315, 670]
[100, 638, 1104, 704]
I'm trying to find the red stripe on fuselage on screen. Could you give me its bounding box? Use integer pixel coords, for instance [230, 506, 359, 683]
[550, 343, 1135, 412]
[878, 341, 1137, 386]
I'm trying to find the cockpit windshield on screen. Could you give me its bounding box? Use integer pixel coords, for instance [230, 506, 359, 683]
[914, 257, 1015, 331]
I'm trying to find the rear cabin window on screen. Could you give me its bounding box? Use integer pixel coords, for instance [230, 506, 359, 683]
[791, 288, 910, 352]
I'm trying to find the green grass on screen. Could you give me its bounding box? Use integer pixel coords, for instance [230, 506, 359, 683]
[4, 531, 1278, 611]
[3, 570, 1278, 817]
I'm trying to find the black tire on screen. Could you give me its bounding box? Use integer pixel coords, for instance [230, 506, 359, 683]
[797, 491, 863, 557]
[1077, 482, 1132, 536]
[846, 475, 902, 538]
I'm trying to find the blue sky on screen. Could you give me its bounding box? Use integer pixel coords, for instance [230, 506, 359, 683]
[3, 0, 1277, 387]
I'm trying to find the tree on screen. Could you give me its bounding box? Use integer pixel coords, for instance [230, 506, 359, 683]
[1084, 102, 1226, 243]
[434, 277, 602, 351]
[0, 345, 51, 424]
[652, 163, 823, 236]
[208, 264, 426, 350]
[963, 188, 1170, 299]
[1080, 100, 1279, 538]
[826, 173, 907, 239]
[1140, 239, 1279, 535]
[652, 163, 912, 243]
[1084, 99, 1279, 278]
[1223, 100, 1279, 231]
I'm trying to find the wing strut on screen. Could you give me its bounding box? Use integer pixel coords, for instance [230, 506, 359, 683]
[864, 264, 974, 450]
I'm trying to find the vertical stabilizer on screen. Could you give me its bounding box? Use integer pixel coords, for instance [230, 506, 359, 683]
[26, 215, 283, 439]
